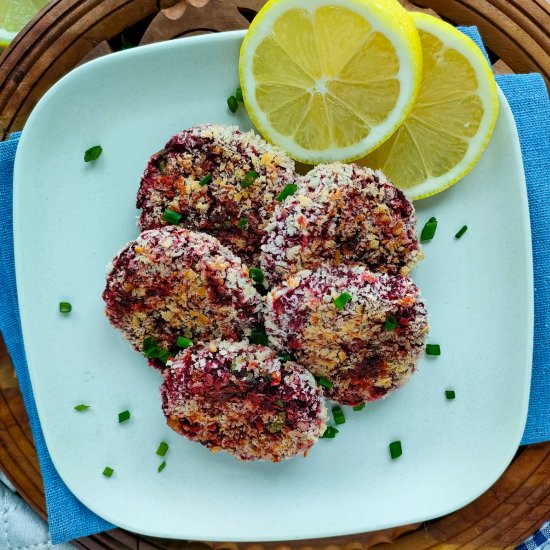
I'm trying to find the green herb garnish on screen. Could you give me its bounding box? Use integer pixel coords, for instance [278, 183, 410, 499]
[84, 145, 102, 162]
[321, 426, 339, 439]
[276, 184, 298, 202]
[241, 170, 259, 188]
[59, 302, 72, 314]
[316, 376, 333, 389]
[426, 344, 441, 356]
[177, 336, 192, 349]
[74, 404, 90, 411]
[143, 337, 171, 364]
[421, 217, 437, 241]
[389, 440, 402, 459]
[102, 466, 114, 477]
[162, 209, 181, 225]
[249, 267, 264, 284]
[278, 351, 294, 364]
[118, 410, 130, 423]
[385, 315, 397, 331]
[156, 442, 169, 457]
[235, 87, 244, 102]
[445, 389, 456, 400]
[353, 403, 365, 411]
[199, 174, 212, 186]
[455, 225, 468, 239]
[158, 461, 166, 473]
[237, 218, 248, 229]
[333, 292, 352, 310]
[227, 96, 238, 113]
[332, 405, 346, 425]
[249, 329, 268, 346]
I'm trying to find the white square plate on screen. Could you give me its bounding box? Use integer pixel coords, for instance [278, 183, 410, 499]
[14, 31, 533, 541]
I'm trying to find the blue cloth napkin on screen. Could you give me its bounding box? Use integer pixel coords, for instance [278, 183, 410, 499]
[0, 26, 548, 545]
[0, 132, 114, 543]
[459, 26, 550, 444]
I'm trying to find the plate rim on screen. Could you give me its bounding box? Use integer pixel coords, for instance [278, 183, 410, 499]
[13, 31, 534, 541]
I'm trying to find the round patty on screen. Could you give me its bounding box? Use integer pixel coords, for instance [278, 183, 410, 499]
[261, 162, 422, 285]
[137, 124, 296, 265]
[103, 226, 262, 367]
[265, 265, 429, 406]
[161, 340, 327, 461]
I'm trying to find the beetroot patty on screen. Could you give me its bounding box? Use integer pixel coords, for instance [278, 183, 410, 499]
[261, 162, 422, 285]
[137, 124, 296, 264]
[103, 227, 262, 366]
[161, 340, 327, 461]
[265, 265, 429, 406]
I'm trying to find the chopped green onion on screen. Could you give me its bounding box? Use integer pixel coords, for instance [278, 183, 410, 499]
[59, 302, 72, 314]
[84, 145, 102, 162]
[158, 348, 171, 364]
[274, 399, 284, 408]
[321, 426, 339, 439]
[389, 440, 402, 459]
[353, 403, 365, 411]
[143, 337, 171, 364]
[156, 441, 169, 457]
[162, 209, 181, 225]
[235, 87, 244, 102]
[249, 267, 264, 284]
[278, 351, 294, 364]
[316, 376, 333, 389]
[237, 218, 248, 229]
[249, 329, 268, 346]
[158, 461, 166, 473]
[102, 466, 114, 477]
[241, 170, 259, 188]
[421, 217, 438, 241]
[333, 292, 352, 310]
[332, 405, 346, 425]
[143, 337, 157, 356]
[385, 315, 397, 331]
[455, 225, 468, 239]
[276, 184, 298, 202]
[445, 389, 456, 400]
[426, 344, 441, 356]
[118, 410, 130, 423]
[158, 160, 166, 174]
[199, 174, 212, 186]
[227, 95, 238, 112]
[74, 404, 90, 411]
[177, 336, 192, 349]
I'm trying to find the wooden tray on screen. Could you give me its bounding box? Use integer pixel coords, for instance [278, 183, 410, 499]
[0, 1, 549, 548]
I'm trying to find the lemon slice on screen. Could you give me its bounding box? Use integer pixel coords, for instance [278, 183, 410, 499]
[239, 0, 422, 165]
[0, 0, 48, 48]
[363, 13, 499, 200]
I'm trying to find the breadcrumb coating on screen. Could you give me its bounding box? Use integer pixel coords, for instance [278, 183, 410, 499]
[265, 265, 429, 406]
[161, 340, 327, 461]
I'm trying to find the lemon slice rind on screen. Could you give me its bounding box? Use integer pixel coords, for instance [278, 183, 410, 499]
[365, 13, 499, 201]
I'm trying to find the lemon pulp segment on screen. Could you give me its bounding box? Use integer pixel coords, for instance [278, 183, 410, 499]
[240, 0, 422, 164]
[363, 13, 499, 200]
